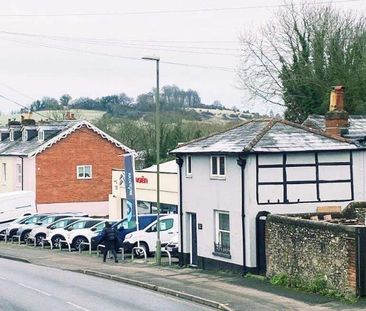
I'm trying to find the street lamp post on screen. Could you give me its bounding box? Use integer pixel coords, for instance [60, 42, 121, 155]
[142, 56, 161, 265]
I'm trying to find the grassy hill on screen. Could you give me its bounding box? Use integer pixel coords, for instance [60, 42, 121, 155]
[0, 107, 261, 127]
[0, 109, 105, 126]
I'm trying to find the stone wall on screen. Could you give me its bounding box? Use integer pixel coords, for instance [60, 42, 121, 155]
[342, 201, 366, 223]
[266, 214, 358, 297]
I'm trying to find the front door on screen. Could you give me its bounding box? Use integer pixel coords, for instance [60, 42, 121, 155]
[190, 213, 198, 266]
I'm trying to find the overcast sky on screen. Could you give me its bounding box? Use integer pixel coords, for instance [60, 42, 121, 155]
[0, 0, 364, 114]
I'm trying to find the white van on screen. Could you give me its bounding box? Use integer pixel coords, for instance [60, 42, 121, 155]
[0, 191, 36, 223]
[122, 214, 178, 256]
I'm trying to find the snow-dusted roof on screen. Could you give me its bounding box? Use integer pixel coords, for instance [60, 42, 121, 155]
[171, 119, 357, 154]
[304, 115, 366, 139]
[0, 120, 134, 157]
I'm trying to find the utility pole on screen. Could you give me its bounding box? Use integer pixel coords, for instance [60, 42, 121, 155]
[142, 56, 161, 265]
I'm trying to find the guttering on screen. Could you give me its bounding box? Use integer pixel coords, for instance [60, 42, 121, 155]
[237, 154, 247, 275]
[176, 156, 184, 266]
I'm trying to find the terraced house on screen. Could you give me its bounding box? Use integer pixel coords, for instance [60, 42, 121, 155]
[171, 117, 366, 273]
[0, 115, 132, 216]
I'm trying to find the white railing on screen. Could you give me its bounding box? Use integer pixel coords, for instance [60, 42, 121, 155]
[59, 240, 71, 252]
[131, 246, 147, 262]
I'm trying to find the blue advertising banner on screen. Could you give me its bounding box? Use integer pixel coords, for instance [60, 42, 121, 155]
[124, 154, 139, 229]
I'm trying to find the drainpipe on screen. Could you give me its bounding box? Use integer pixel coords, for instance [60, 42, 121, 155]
[18, 156, 24, 190]
[176, 156, 184, 267]
[237, 155, 247, 275]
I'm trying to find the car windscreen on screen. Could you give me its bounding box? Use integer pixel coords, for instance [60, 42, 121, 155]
[24, 215, 45, 224]
[84, 220, 102, 228]
[41, 216, 57, 224]
[116, 219, 136, 230]
[18, 216, 32, 224]
[49, 218, 77, 229]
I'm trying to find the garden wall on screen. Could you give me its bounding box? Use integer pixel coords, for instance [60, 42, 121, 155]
[266, 214, 361, 297]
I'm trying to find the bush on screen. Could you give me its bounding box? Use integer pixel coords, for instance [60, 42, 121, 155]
[270, 273, 357, 302]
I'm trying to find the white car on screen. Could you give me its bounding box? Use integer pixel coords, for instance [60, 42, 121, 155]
[5, 214, 50, 240]
[50, 218, 106, 250]
[0, 214, 33, 240]
[123, 214, 178, 256]
[46, 217, 101, 248]
[65, 219, 119, 251]
[17, 213, 87, 243]
[28, 216, 83, 246]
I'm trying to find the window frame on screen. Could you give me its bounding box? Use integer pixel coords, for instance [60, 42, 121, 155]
[76, 165, 93, 180]
[213, 210, 231, 258]
[1, 163, 6, 184]
[22, 130, 28, 141]
[210, 155, 226, 179]
[38, 130, 44, 142]
[186, 155, 192, 177]
[9, 129, 14, 142]
[16, 163, 22, 184]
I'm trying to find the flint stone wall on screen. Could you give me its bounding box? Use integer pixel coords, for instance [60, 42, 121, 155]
[266, 214, 357, 296]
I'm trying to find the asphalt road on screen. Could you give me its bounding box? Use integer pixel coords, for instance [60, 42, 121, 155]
[0, 258, 212, 311]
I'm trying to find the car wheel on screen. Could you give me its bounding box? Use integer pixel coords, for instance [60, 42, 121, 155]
[73, 236, 88, 251]
[22, 231, 31, 242]
[134, 242, 149, 258]
[35, 233, 46, 246]
[0, 230, 5, 240]
[51, 235, 63, 248]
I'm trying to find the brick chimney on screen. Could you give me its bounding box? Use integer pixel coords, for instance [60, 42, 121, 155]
[65, 111, 76, 120]
[325, 86, 349, 137]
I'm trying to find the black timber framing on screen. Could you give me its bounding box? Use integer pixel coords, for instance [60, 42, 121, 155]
[256, 150, 354, 205]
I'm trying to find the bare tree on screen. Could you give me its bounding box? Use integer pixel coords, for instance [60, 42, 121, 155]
[238, 2, 366, 122]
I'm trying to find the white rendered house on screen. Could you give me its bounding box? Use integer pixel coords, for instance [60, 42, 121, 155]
[171, 118, 365, 273]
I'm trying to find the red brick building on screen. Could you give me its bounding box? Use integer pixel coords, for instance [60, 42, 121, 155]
[0, 119, 133, 216]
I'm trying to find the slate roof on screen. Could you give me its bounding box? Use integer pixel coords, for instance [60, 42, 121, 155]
[304, 115, 366, 139]
[170, 119, 357, 154]
[0, 120, 134, 157]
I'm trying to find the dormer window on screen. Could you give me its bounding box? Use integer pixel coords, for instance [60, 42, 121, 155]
[22, 130, 28, 141]
[9, 129, 14, 142]
[38, 130, 44, 142]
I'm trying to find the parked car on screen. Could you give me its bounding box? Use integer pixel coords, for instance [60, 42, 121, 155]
[122, 214, 179, 257]
[46, 217, 90, 248]
[6, 213, 50, 240]
[27, 214, 87, 245]
[65, 219, 117, 251]
[48, 218, 104, 250]
[0, 214, 33, 240]
[16, 213, 87, 243]
[91, 214, 158, 249]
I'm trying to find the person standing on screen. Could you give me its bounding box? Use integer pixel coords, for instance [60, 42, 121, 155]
[100, 222, 118, 263]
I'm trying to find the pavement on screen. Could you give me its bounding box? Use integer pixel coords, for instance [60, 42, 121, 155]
[1, 242, 366, 311]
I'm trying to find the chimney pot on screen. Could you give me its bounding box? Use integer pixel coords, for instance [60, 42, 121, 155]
[326, 85, 348, 137]
[329, 85, 345, 112]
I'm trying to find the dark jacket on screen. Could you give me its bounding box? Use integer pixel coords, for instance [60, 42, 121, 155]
[101, 227, 117, 243]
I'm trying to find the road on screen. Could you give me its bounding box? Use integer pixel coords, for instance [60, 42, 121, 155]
[0, 258, 212, 311]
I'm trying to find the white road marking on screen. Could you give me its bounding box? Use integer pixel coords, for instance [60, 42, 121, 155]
[0, 276, 7, 280]
[17, 282, 52, 296]
[66, 302, 90, 311]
